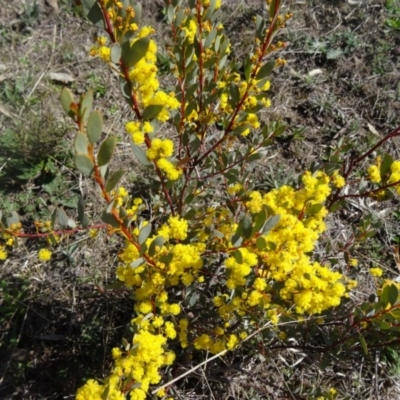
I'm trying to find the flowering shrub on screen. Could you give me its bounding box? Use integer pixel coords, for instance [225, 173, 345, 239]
[2, 0, 400, 399]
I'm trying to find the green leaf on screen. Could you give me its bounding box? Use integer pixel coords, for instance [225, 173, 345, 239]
[388, 284, 399, 306]
[57, 208, 69, 229]
[251, 209, 267, 237]
[233, 249, 243, 264]
[121, 37, 150, 68]
[101, 211, 120, 228]
[120, 77, 133, 107]
[6, 211, 20, 227]
[98, 137, 117, 167]
[167, 4, 174, 24]
[74, 133, 89, 154]
[132, 3, 142, 24]
[381, 284, 395, 307]
[77, 196, 89, 228]
[142, 105, 163, 121]
[48, 233, 58, 245]
[204, 28, 218, 49]
[86, 111, 103, 144]
[239, 215, 252, 239]
[131, 143, 152, 166]
[105, 170, 126, 193]
[111, 43, 121, 64]
[380, 153, 394, 178]
[256, 236, 267, 250]
[60, 88, 75, 118]
[229, 83, 240, 106]
[50, 208, 57, 230]
[269, 0, 277, 18]
[380, 320, 391, 330]
[101, 384, 111, 400]
[80, 90, 93, 124]
[263, 215, 280, 234]
[81, 0, 95, 13]
[243, 55, 252, 81]
[306, 203, 323, 216]
[83, 0, 104, 28]
[359, 334, 368, 356]
[75, 154, 94, 176]
[149, 236, 165, 256]
[138, 223, 152, 245]
[256, 60, 275, 80]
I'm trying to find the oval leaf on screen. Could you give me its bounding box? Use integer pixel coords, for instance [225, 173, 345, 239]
[263, 215, 280, 234]
[75, 154, 94, 176]
[256, 60, 275, 80]
[149, 236, 165, 256]
[80, 90, 93, 124]
[138, 223, 151, 245]
[111, 43, 121, 64]
[98, 136, 117, 167]
[86, 111, 103, 144]
[142, 105, 163, 121]
[131, 143, 152, 166]
[101, 211, 120, 228]
[105, 169, 126, 193]
[57, 208, 69, 229]
[121, 37, 150, 68]
[74, 133, 89, 154]
[61, 87, 75, 117]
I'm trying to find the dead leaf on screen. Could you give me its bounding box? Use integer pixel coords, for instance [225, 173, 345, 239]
[46, 0, 59, 12]
[367, 123, 379, 136]
[308, 69, 323, 77]
[0, 102, 20, 120]
[48, 72, 75, 84]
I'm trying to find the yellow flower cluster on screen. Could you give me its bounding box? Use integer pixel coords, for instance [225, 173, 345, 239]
[388, 160, 400, 195]
[0, 245, 7, 261]
[125, 120, 153, 144]
[369, 267, 383, 277]
[368, 158, 400, 195]
[38, 248, 52, 261]
[127, 29, 180, 122]
[331, 170, 346, 188]
[241, 171, 352, 314]
[145, 138, 182, 180]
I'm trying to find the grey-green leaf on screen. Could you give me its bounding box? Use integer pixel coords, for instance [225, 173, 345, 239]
[75, 154, 94, 176]
[138, 223, 152, 245]
[105, 170, 126, 193]
[149, 236, 165, 256]
[80, 90, 93, 124]
[77, 195, 89, 228]
[57, 208, 69, 229]
[263, 215, 280, 234]
[111, 43, 121, 64]
[74, 133, 89, 154]
[82, 0, 104, 28]
[131, 143, 152, 166]
[256, 60, 275, 80]
[86, 111, 103, 144]
[142, 105, 163, 121]
[98, 136, 117, 167]
[101, 211, 120, 228]
[121, 37, 150, 68]
[61, 87, 75, 118]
